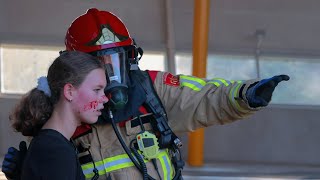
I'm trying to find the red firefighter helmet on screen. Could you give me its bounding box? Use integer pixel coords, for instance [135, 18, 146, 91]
[65, 8, 144, 110]
[65, 8, 134, 53]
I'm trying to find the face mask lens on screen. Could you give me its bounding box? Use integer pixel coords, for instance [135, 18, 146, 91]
[103, 55, 119, 83]
[97, 50, 128, 109]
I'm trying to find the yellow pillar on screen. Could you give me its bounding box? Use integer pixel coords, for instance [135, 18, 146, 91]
[187, 0, 210, 167]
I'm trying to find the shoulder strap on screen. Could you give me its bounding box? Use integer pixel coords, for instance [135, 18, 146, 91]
[132, 70, 185, 177]
[131, 70, 182, 149]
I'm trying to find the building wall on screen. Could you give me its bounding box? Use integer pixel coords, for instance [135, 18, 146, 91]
[0, 98, 27, 155]
[1, 0, 320, 166]
[181, 105, 320, 165]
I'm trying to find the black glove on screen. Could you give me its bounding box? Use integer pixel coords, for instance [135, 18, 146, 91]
[1, 141, 27, 180]
[246, 75, 290, 108]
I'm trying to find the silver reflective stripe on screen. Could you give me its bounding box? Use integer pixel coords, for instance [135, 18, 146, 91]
[228, 82, 249, 113]
[82, 157, 133, 175]
[82, 150, 171, 179]
[180, 78, 205, 90]
[162, 155, 171, 180]
[207, 78, 231, 86]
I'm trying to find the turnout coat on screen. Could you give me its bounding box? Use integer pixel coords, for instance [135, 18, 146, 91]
[73, 70, 260, 180]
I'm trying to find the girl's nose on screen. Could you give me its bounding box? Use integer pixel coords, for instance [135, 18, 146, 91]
[99, 95, 109, 104]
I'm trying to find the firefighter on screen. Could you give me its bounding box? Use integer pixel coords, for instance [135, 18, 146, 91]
[2, 8, 289, 180]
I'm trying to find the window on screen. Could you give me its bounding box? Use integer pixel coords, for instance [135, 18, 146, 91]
[175, 53, 193, 75]
[138, 52, 165, 71]
[206, 54, 256, 80]
[2, 44, 319, 106]
[1, 44, 62, 94]
[175, 53, 320, 106]
[0, 44, 165, 95]
[260, 56, 320, 105]
[175, 53, 256, 79]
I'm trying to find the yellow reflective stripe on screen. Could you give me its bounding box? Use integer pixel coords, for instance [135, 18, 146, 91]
[229, 83, 241, 111]
[104, 153, 140, 172]
[82, 162, 94, 171]
[82, 150, 172, 179]
[159, 156, 168, 180]
[82, 153, 135, 178]
[217, 78, 230, 86]
[207, 81, 221, 87]
[231, 80, 243, 84]
[180, 75, 206, 86]
[207, 78, 240, 87]
[158, 150, 173, 180]
[228, 83, 248, 113]
[181, 82, 201, 91]
[105, 160, 134, 172]
[81, 154, 134, 178]
[82, 153, 129, 170]
[180, 75, 206, 91]
[82, 153, 134, 178]
[181, 76, 242, 90]
[211, 78, 230, 86]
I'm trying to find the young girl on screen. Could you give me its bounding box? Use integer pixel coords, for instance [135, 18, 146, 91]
[10, 51, 108, 180]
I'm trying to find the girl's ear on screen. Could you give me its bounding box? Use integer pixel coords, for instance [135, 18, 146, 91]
[63, 83, 75, 102]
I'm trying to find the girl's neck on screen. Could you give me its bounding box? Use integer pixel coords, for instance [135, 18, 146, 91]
[42, 105, 79, 140]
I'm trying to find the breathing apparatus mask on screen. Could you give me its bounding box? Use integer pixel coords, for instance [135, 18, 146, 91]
[92, 47, 130, 110]
[91, 43, 143, 111]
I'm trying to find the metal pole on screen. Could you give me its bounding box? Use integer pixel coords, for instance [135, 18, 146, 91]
[188, 0, 210, 167]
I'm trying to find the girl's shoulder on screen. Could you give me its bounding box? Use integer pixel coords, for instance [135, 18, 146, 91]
[29, 129, 74, 155]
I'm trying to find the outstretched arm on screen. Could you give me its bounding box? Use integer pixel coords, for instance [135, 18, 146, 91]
[152, 72, 290, 133]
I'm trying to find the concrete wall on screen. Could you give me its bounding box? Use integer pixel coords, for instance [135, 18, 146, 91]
[2, 0, 320, 55]
[0, 98, 27, 154]
[180, 105, 320, 166]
